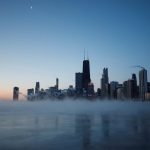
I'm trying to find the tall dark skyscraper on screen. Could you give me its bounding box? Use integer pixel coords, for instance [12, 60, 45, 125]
[101, 68, 109, 97]
[127, 79, 134, 99]
[13, 87, 19, 100]
[82, 59, 91, 91]
[147, 82, 150, 93]
[139, 69, 147, 100]
[132, 73, 138, 98]
[75, 72, 83, 94]
[102, 68, 109, 83]
[35, 82, 40, 94]
[110, 81, 118, 99]
[56, 78, 59, 90]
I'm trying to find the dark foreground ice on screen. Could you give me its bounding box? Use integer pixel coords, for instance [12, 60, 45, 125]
[0, 99, 150, 150]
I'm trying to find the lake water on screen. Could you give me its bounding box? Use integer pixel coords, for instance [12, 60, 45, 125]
[0, 100, 150, 150]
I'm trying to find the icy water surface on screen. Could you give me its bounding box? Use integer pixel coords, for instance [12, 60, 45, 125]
[0, 100, 150, 150]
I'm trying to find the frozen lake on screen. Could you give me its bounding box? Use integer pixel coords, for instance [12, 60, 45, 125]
[0, 100, 150, 150]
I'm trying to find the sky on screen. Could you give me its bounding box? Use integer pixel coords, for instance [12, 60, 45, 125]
[0, 0, 150, 100]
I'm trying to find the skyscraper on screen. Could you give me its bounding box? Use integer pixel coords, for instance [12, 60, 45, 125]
[127, 79, 134, 99]
[147, 82, 150, 93]
[27, 88, 34, 100]
[139, 69, 147, 100]
[110, 81, 118, 99]
[102, 68, 109, 83]
[132, 74, 138, 98]
[27, 88, 34, 96]
[123, 81, 128, 98]
[75, 72, 83, 94]
[56, 78, 59, 90]
[35, 82, 40, 94]
[82, 59, 91, 91]
[87, 82, 94, 96]
[101, 68, 109, 97]
[13, 87, 19, 100]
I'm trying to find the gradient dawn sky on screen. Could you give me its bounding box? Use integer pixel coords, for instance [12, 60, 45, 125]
[0, 0, 150, 100]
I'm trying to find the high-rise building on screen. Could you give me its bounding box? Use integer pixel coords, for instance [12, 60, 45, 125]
[27, 88, 34, 100]
[27, 88, 34, 96]
[13, 87, 19, 100]
[127, 79, 134, 99]
[101, 68, 109, 97]
[103, 68, 109, 83]
[145, 82, 150, 100]
[123, 81, 128, 98]
[117, 84, 123, 99]
[56, 78, 59, 90]
[87, 82, 94, 96]
[147, 82, 150, 93]
[110, 81, 118, 99]
[132, 74, 137, 84]
[97, 88, 101, 97]
[82, 59, 91, 91]
[101, 78, 105, 95]
[35, 82, 40, 94]
[132, 74, 138, 98]
[139, 69, 147, 100]
[75, 72, 83, 94]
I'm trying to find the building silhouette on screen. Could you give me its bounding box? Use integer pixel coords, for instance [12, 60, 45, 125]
[127, 79, 134, 99]
[117, 84, 124, 99]
[110, 81, 118, 99]
[56, 78, 59, 90]
[27, 88, 34, 100]
[35, 82, 40, 94]
[147, 82, 150, 93]
[13, 87, 19, 100]
[139, 69, 147, 100]
[101, 68, 109, 97]
[123, 81, 128, 98]
[132, 74, 138, 98]
[82, 59, 91, 92]
[146, 82, 150, 100]
[97, 88, 101, 97]
[27, 88, 34, 95]
[75, 72, 83, 94]
[87, 82, 94, 96]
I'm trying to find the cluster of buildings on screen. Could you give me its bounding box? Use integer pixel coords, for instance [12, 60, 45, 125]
[75, 59, 150, 100]
[13, 78, 62, 101]
[13, 57, 150, 101]
[99, 67, 150, 100]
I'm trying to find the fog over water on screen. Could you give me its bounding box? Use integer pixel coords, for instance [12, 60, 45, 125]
[0, 99, 150, 150]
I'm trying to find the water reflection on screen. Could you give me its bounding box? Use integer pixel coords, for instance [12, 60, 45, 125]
[75, 115, 93, 150]
[101, 114, 111, 139]
[0, 101, 150, 150]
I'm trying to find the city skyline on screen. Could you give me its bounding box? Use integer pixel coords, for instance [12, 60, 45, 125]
[0, 0, 150, 100]
[11, 59, 150, 101]
[2, 52, 150, 100]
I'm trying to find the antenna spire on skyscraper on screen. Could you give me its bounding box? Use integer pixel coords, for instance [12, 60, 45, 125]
[84, 48, 85, 60]
[87, 50, 89, 60]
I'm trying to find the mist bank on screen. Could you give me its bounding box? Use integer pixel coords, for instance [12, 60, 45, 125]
[0, 99, 150, 116]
